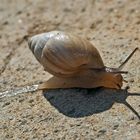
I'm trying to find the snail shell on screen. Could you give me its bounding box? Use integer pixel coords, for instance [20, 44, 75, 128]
[29, 31, 104, 78]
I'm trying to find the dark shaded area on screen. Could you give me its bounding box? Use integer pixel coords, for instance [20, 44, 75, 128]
[43, 88, 140, 119]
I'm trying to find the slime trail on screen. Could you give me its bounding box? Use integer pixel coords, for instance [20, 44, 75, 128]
[0, 85, 38, 99]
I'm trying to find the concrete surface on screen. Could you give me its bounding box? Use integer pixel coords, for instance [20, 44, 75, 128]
[0, 0, 140, 139]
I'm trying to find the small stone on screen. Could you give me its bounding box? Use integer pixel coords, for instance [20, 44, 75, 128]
[97, 129, 106, 137]
[19, 98, 24, 102]
[113, 124, 119, 130]
[2, 125, 8, 129]
[16, 10, 22, 15]
[90, 23, 96, 29]
[28, 99, 34, 103]
[9, 116, 13, 120]
[19, 120, 27, 126]
[128, 116, 135, 121]
[129, 78, 134, 83]
[43, 134, 48, 138]
[23, 128, 29, 133]
[54, 129, 59, 133]
[2, 21, 9, 25]
[2, 102, 10, 107]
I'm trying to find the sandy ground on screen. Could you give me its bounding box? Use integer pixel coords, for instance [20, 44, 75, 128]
[0, 0, 140, 139]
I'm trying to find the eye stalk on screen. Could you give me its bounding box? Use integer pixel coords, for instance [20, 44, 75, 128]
[105, 47, 138, 74]
[118, 47, 138, 70]
[105, 67, 128, 74]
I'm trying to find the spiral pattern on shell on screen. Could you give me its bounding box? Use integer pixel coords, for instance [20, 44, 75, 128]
[28, 31, 104, 77]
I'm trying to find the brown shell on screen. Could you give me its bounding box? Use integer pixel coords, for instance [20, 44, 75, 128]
[39, 31, 104, 77]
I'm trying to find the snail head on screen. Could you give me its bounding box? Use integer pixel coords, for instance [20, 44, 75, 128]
[103, 48, 138, 89]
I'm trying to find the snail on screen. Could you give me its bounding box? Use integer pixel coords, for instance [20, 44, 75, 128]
[28, 31, 138, 90]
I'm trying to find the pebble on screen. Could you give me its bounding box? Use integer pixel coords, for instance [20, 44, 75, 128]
[2, 102, 10, 107]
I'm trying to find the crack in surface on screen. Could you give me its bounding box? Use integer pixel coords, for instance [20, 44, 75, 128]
[0, 37, 27, 76]
[0, 51, 14, 75]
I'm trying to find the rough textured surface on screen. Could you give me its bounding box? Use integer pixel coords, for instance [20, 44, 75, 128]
[0, 0, 140, 139]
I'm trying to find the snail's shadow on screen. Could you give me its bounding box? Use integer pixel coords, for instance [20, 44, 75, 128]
[43, 88, 140, 119]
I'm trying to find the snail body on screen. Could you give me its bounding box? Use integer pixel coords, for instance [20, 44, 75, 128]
[28, 31, 138, 89]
